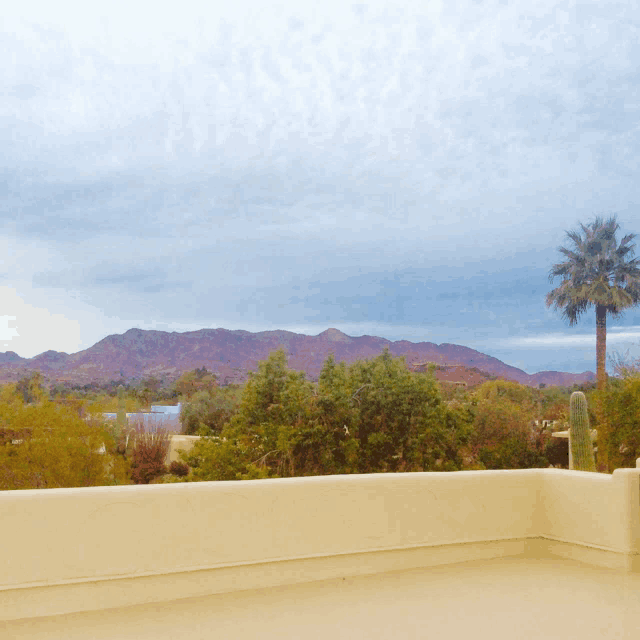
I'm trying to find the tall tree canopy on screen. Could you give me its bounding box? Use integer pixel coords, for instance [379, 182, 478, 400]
[181, 347, 473, 480]
[546, 215, 640, 390]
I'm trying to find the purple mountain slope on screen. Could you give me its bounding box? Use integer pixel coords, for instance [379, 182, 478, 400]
[0, 327, 596, 388]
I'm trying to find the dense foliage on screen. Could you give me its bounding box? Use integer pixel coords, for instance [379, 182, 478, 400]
[179, 385, 243, 435]
[182, 349, 538, 481]
[587, 375, 640, 472]
[173, 368, 220, 400]
[3, 352, 637, 491]
[0, 394, 115, 489]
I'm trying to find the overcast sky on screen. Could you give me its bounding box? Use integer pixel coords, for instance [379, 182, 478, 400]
[2, 0, 640, 375]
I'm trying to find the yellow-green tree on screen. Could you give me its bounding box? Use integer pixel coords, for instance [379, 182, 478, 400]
[471, 379, 539, 409]
[0, 398, 115, 490]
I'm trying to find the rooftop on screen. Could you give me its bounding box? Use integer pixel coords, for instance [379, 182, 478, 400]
[2, 467, 639, 638]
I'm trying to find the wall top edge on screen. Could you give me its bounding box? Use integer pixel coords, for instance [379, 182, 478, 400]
[2, 467, 631, 499]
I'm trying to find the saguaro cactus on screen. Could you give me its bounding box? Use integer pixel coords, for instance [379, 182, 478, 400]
[115, 385, 129, 456]
[569, 391, 596, 472]
[116, 385, 127, 431]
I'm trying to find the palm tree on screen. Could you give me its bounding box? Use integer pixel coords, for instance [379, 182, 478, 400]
[546, 215, 640, 391]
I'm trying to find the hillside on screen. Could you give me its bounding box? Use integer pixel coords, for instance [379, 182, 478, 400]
[0, 327, 596, 388]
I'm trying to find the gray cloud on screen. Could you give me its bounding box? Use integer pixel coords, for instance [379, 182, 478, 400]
[2, 0, 640, 373]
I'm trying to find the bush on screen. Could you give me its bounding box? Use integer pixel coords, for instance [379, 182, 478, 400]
[129, 423, 171, 484]
[589, 377, 640, 471]
[169, 460, 189, 476]
[468, 397, 548, 469]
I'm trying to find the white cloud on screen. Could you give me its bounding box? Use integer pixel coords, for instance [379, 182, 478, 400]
[609, 325, 640, 333]
[0, 286, 83, 357]
[0, 283, 151, 358]
[0, 316, 19, 345]
[499, 328, 640, 349]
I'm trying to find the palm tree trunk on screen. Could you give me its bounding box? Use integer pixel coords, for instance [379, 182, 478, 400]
[596, 304, 607, 391]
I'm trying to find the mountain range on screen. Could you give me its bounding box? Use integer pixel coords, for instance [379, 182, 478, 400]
[0, 327, 596, 389]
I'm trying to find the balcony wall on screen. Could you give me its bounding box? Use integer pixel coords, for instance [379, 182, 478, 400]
[1, 468, 639, 631]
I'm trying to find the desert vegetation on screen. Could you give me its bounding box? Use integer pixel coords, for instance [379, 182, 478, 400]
[170, 348, 607, 482]
[1, 347, 639, 490]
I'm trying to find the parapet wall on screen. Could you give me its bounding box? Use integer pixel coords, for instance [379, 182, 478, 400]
[1, 468, 639, 623]
[167, 434, 200, 463]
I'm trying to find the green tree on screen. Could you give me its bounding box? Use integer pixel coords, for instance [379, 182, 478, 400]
[134, 376, 168, 408]
[341, 348, 457, 473]
[184, 349, 314, 480]
[467, 396, 548, 470]
[304, 348, 470, 474]
[223, 348, 314, 478]
[546, 215, 640, 391]
[301, 353, 358, 475]
[15, 372, 47, 405]
[179, 386, 242, 435]
[173, 368, 219, 400]
[185, 437, 270, 482]
[183, 348, 472, 480]
[587, 375, 640, 472]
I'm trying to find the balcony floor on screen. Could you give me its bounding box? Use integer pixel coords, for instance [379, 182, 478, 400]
[4, 554, 640, 639]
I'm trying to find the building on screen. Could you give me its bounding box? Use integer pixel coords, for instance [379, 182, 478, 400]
[102, 403, 183, 433]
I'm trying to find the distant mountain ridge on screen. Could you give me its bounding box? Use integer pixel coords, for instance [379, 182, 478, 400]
[0, 351, 25, 365]
[0, 327, 596, 388]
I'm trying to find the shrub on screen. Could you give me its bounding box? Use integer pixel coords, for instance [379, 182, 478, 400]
[129, 423, 171, 484]
[468, 397, 548, 469]
[169, 460, 189, 476]
[590, 377, 640, 471]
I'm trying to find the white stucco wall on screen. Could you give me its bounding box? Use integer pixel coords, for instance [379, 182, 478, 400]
[1, 468, 639, 632]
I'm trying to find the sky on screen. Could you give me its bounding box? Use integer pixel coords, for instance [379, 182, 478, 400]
[2, 0, 640, 376]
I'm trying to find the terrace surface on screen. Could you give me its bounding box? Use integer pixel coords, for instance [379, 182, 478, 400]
[4, 554, 640, 639]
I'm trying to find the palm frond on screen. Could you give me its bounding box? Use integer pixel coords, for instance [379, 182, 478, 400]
[547, 214, 640, 320]
[565, 230, 584, 248]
